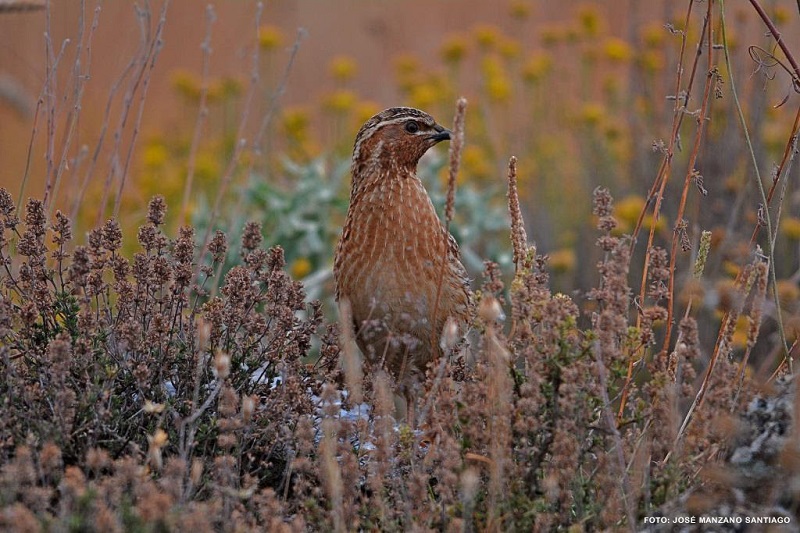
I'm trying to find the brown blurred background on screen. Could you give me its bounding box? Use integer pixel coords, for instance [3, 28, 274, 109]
[0, 0, 641, 196]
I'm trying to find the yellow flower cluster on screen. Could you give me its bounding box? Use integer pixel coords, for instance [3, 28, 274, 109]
[329, 56, 357, 82]
[258, 25, 283, 51]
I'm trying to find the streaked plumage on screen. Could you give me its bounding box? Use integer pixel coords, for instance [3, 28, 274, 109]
[334, 107, 471, 423]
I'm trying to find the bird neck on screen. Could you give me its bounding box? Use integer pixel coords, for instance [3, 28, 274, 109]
[350, 163, 420, 200]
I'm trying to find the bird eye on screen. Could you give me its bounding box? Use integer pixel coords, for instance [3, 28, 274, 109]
[404, 120, 420, 134]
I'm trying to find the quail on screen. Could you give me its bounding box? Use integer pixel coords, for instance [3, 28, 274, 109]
[334, 107, 472, 425]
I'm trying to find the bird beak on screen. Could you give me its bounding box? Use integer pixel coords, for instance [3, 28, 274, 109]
[429, 125, 451, 143]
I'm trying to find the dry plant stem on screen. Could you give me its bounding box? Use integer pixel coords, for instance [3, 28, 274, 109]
[65, 4, 100, 189]
[195, 2, 263, 282]
[507, 156, 527, 270]
[71, 51, 137, 224]
[672, 265, 753, 462]
[43, 0, 54, 208]
[96, 3, 154, 225]
[179, 4, 216, 227]
[748, 0, 800, 81]
[593, 341, 636, 531]
[485, 323, 512, 530]
[112, 1, 168, 220]
[748, 106, 800, 247]
[178, 371, 222, 468]
[769, 137, 798, 249]
[630, 0, 700, 250]
[619, 0, 700, 419]
[429, 97, 466, 352]
[321, 416, 345, 533]
[253, 27, 306, 158]
[19, 95, 43, 213]
[445, 98, 466, 225]
[42, 3, 72, 211]
[209, 25, 306, 296]
[50, 2, 100, 221]
[720, 0, 790, 361]
[660, 1, 715, 357]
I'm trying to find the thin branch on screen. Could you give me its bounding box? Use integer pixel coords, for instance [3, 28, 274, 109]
[179, 4, 216, 227]
[113, 0, 170, 220]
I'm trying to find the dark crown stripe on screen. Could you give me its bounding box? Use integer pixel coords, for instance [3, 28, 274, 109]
[352, 107, 435, 162]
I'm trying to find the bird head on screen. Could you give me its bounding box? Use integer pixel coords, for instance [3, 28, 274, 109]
[351, 107, 451, 182]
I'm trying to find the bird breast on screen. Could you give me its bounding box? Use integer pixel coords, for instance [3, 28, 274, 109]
[337, 174, 448, 325]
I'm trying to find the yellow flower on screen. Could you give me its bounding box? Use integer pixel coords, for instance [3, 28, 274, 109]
[394, 54, 420, 78]
[782, 217, 800, 240]
[143, 142, 168, 169]
[355, 101, 381, 125]
[643, 214, 666, 233]
[722, 260, 740, 279]
[540, 25, 565, 47]
[290, 257, 312, 279]
[522, 51, 553, 84]
[773, 6, 790, 25]
[258, 25, 283, 51]
[577, 5, 603, 37]
[474, 25, 501, 50]
[481, 57, 511, 103]
[409, 83, 438, 110]
[639, 50, 665, 73]
[220, 77, 242, 99]
[329, 56, 358, 82]
[487, 77, 511, 103]
[777, 279, 800, 309]
[603, 37, 632, 63]
[579, 102, 605, 125]
[786, 314, 800, 342]
[604, 121, 623, 142]
[564, 26, 580, 44]
[732, 315, 749, 349]
[509, 0, 531, 20]
[723, 31, 738, 51]
[171, 69, 200, 101]
[440, 35, 468, 65]
[548, 248, 576, 273]
[641, 22, 665, 48]
[462, 145, 492, 182]
[208, 77, 242, 103]
[615, 195, 644, 226]
[323, 90, 357, 113]
[499, 38, 521, 59]
[195, 151, 220, 183]
[281, 107, 310, 142]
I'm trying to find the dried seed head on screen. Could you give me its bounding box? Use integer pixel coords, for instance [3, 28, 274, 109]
[693, 230, 712, 279]
[241, 221, 263, 253]
[460, 467, 480, 504]
[208, 230, 228, 264]
[51, 210, 72, 246]
[102, 219, 123, 252]
[0, 188, 15, 217]
[190, 458, 204, 485]
[144, 400, 165, 414]
[147, 429, 168, 471]
[479, 295, 505, 323]
[214, 350, 231, 380]
[440, 316, 460, 352]
[147, 195, 167, 226]
[507, 156, 530, 270]
[242, 395, 256, 424]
